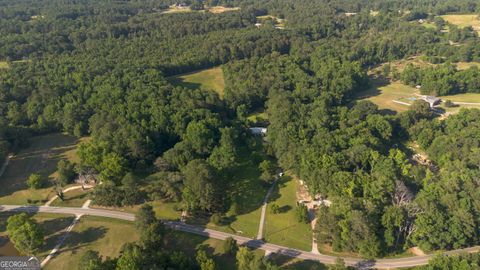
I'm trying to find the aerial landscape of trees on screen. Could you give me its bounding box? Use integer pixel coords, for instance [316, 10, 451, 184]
[2, 0, 480, 268]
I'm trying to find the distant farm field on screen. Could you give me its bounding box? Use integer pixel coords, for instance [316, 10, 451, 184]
[208, 6, 240, 14]
[170, 67, 225, 98]
[0, 133, 79, 205]
[441, 14, 480, 32]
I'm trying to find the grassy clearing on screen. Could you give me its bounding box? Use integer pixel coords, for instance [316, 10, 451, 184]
[264, 177, 312, 251]
[164, 230, 264, 269]
[160, 5, 193, 14]
[440, 93, 480, 103]
[0, 133, 79, 205]
[207, 6, 240, 14]
[356, 81, 419, 113]
[169, 67, 225, 98]
[43, 216, 139, 270]
[51, 188, 90, 207]
[202, 141, 270, 238]
[0, 61, 9, 69]
[0, 212, 75, 258]
[421, 22, 437, 29]
[441, 14, 480, 32]
[247, 110, 268, 125]
[456, 61, 480, 70]
[256, 15, 286, 28]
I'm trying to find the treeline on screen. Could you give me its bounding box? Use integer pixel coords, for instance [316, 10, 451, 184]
[408, 109, 480, 250]
[401, 63, 480, 95]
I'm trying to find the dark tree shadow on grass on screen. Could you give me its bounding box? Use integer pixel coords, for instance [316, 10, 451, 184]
[39, 217, 76, 236]
[42, 226, 107, 254]
[278, 205, 292, 213]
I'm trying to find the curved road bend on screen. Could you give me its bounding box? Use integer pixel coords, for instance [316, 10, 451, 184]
[1, 205, 478, 269]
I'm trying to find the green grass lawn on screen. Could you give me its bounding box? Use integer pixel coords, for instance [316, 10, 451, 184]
[164, 230, 264, 269]
[0, 133, 79, 205]
[264, 177, 312, 251]
[421, 22, 437, 29]
[440, 93, 480, 103]
[0, 212, 75, 258]
[247, 110, 269, 125]
[43, 216, 139, 270]
[201, 140, 270, 239]
[356, 81, 419, 113]
[51, 188, 90, 207]
[169, 67, 225, 98]
[91, 199, 182, 221]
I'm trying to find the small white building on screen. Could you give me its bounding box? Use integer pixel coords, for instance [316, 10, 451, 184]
[249, 127, 267, 136]
[255, 23, 262, 28]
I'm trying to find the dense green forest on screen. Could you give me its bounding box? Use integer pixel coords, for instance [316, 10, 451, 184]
[1, 0, 480, 267]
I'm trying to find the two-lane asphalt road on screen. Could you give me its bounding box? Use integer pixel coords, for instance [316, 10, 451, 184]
[1, 205, 477, 269]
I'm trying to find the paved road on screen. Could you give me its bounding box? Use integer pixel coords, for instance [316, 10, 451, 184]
[1, 205, 478, 269]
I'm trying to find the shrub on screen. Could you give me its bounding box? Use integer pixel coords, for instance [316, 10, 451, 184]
[27, 174, 45, 189]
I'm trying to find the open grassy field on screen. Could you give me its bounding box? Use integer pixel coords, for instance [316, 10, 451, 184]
[456, 61, 480, 70]
[256, 15, 286, 28]
[169, 67, 225, 98]
[441, 14, 480, 32]
[264, 177, 312, 251]
[51, 188, 90, 207]
[0, 61, 9, 69]
[0, 212, 75, 258]
[0, 133, 79, 205]
[356, 81, 419, 113]
[160, 5, 193, 14]
[43, 216, 139, 270]
[440, 93, 480, 103]
[207, 6, 240, 14]
[164, 230, 264, 269]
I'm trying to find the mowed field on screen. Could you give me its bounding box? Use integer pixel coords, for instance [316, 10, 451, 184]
[169, 67, 225, 98]
[356, 81, 418, 113]
[441, 14, 480, 32]
[0, 133, 79, 205]
[43, 216, 139, 270]
[264, 177, 312, 251]
[0, 212, 75, 258]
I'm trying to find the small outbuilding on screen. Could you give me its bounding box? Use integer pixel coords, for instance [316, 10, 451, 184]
[249, 127, 267, 136]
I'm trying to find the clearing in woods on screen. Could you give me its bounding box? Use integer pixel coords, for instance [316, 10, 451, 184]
[356, 81, 419, 113]
[440, 14, 480, 33]
[0, 133, 80, 205]
[169, 67, 225, 98]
